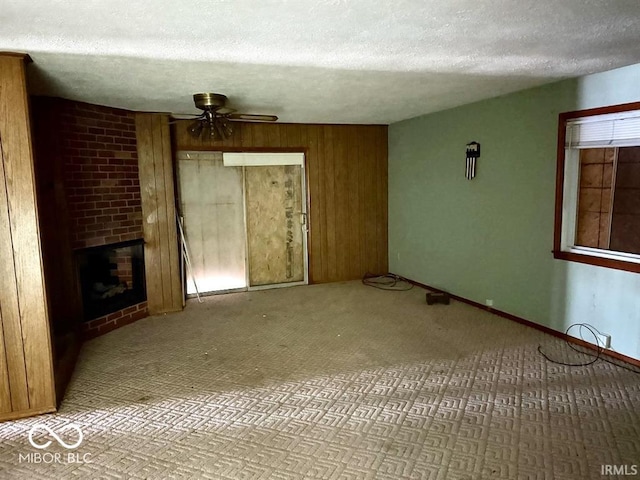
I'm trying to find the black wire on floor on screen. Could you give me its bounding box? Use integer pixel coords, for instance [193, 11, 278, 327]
[538, 323, 640, 374]
[362, 273, 413, 291]
[360, 277, 639, 374]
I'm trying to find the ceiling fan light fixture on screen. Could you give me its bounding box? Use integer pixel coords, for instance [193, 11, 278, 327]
[188, 119, 204, 138]
[221, 118, 233, 138]
[176, 92, 277, 140]
[193, 93, 228, 111]
[212, 120, 222, 139]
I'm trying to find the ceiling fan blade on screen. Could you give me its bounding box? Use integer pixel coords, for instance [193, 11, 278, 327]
[228, 113, 278, 122]
[172, 112, 204, 118]
[169, 113, 204, 124]
[169, 113, 204, 122]
[216, 107, 236, 115]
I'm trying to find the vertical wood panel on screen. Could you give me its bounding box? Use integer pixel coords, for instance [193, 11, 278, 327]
[0, 55, 55, 413]
[31, 97, 82, 343]
[322, 127, 338, 280]
[173, 121, 388, 284]
[0, 307, 11, 413]
[377, 126, 389, 273]
[231, 123, 243, 148]
[0, 135, 28, 411]
[136, 115, 162, 313]
[333, 127, 349, 280]
[356, 127, 367, 275]
[253, 124, 266, 148]
[304, 126, 321, 281]
[151, 115, 172, 307]
[346, 126, 360, 279]
[286, 124, 301, 148]
[136, 113, 182, 314]
[241, 123, 252, 146]
[159, 116, 183, 310]
[363, 126, 378, 273]
[315, 126, 329, 282]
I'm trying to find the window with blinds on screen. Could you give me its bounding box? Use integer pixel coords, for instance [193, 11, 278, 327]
[554, 103, 640, 273]
[565, 110, 640, 148]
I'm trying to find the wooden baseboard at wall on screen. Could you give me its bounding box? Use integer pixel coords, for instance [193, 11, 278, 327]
[0, 407, 56, 422]
[398, 275, 640, 369]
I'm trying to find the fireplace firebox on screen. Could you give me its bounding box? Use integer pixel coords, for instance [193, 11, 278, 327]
[76, 239, 146, 321]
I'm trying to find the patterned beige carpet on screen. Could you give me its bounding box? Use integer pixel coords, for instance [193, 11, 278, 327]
[1, 281, 639, 479]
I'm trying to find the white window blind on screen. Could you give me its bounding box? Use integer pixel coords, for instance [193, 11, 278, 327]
[566, 110, 640, 148]
[223, 152, 304, 167]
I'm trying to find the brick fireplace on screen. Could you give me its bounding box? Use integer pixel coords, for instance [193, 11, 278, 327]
[77, 239, 146, 321]
[32, 97, 150, 338]
[62, 101, 143, 249]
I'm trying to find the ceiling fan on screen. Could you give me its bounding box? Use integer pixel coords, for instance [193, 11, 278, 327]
[171, 93, 278, 140]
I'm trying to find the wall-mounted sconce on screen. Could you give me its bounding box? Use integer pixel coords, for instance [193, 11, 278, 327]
[465, 141, 480, 180]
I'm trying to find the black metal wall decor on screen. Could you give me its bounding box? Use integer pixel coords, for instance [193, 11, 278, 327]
[465, 141, 480, 180]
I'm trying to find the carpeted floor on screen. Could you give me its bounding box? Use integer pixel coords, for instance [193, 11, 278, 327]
[0, 281, 639, 479]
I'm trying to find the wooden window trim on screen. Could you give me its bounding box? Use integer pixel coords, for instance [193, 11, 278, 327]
[553, 101, 640, 274]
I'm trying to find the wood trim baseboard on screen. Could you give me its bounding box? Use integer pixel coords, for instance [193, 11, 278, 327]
[398, 275, 640, 369]
[0, 406, 56, 422]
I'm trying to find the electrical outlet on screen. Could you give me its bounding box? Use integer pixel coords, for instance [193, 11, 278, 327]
[595, 332, 611, 349]
[486, 299, 494, 307]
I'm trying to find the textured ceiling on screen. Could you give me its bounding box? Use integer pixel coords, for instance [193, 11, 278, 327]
[2, 0, 640, 124]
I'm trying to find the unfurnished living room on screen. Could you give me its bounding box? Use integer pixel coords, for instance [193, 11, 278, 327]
[1, 1, 640, 479]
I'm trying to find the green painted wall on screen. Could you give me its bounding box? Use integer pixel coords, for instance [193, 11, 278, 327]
[389, 63, 640, 360]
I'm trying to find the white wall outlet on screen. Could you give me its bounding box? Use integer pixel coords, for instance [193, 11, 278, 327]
[485, 299, 494, 307]
[595, 332, 611, 349]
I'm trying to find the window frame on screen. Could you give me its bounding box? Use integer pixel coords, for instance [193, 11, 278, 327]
[553, 101, 640, 274]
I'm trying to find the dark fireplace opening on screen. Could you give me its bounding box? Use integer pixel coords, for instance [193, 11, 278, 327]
[77, 239, 146, 321]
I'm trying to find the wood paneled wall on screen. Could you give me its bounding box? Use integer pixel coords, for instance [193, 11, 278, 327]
[173, 122, 388, 283]
[0, 54, 56, 420]
[136, 114, 182, 314]
[31, 97, 82, 340]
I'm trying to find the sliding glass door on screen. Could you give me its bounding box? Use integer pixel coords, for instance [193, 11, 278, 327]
[177, 152, 247, 294]
[176, 151, 308, 296]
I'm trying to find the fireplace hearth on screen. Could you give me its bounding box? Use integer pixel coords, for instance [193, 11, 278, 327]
[76, 239, 146, 321]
